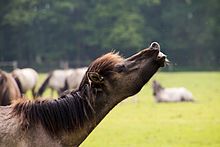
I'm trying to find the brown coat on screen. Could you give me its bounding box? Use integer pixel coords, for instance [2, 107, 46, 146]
[0, 42, 167, 146]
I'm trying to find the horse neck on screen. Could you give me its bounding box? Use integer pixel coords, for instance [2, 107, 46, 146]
[61, 91, 121, 146]
[14, 83, 118, 146]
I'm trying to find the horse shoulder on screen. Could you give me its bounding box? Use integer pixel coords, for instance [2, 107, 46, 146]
[0, 107, 23, 146]
[0, 106, 62, 147]
[24, 124, 62, 147]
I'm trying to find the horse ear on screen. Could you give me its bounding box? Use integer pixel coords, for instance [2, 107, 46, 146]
[87, 72, 104, 84]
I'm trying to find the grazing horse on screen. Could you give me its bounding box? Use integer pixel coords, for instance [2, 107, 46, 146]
[37, 69, 74, 97]
[37, 67, 87, 97]
[152, 80, 194, 102]
[65, 67, 88, 91]
[0, 42, 168, 146]
[12, 68, 38, 97]
[0, 70, 21, 106]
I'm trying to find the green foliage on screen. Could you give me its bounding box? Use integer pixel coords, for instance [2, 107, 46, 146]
[0, 0, 219, 70]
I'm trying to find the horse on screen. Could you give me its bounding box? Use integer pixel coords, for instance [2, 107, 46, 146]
[37, 69, 75, 97]
[37, 67, 87, 97]
[152, 80, 194, 102]
[0, 70, 22, 106]
[65, 67, 88, 91]
[0, 42, 168, 146]
[11, 68, 38, 97]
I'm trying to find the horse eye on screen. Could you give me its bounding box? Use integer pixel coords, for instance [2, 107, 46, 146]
[115, 64, 127, 73]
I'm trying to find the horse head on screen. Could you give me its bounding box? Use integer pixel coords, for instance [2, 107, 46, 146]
[152, 80, 164, 96]
[8, 42, 168, 146]
[80, 42, 168, 105]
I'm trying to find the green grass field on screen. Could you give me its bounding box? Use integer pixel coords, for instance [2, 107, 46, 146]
[33, 72, 220, 147]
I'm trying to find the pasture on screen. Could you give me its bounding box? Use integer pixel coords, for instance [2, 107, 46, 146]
[30, 72, 220, 146]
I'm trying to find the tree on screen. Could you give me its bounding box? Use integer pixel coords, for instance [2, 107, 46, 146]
[0, 0, 219, 70]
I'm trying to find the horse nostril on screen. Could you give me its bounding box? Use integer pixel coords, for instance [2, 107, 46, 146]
[157, 56, 165, 61]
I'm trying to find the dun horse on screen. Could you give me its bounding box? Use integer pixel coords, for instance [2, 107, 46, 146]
[152, 80, 194, 102]
[37, 69, 75, 97]
[65, 67, 87, 91]
[37, 67, 87, 97]
[12, 68, 38, 97]
[0, 70, 21, 106]
[0, 42, 168, 146]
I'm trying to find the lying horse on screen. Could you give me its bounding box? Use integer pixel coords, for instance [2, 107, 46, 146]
[0, 70, 21, 106]
[152, 80, 194, 102]
[12, 68, 38, 97]
[37, 69, 75, 97]
[0, 42, 167, 146]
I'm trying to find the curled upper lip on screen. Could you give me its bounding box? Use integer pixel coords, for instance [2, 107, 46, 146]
[157, 51, 170, 65]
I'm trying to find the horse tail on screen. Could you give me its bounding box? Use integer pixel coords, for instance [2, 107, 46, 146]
[14, 76, 23, 94]
[37, 73, 52, 96]
[32, 86, 37, 99]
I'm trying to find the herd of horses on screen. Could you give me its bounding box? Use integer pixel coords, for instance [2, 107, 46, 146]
[0, 67, 88, 106]
[0, 42, 194, 146]
[0, 67, 194, 106]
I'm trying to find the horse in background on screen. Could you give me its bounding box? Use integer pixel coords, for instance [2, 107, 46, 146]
[37, 67, 88, 97]
[37, 69, 74, 97]
[11, 68, 38, 98]
[65, 67, 87, 91]
[0, 70, 22, 106]
[152, 80, 194, 102]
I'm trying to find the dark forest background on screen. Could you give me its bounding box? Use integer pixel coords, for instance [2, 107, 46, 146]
[0, 0, 219, 71]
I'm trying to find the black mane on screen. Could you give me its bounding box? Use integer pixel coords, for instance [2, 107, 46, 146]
[12, 84, 95, 136]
